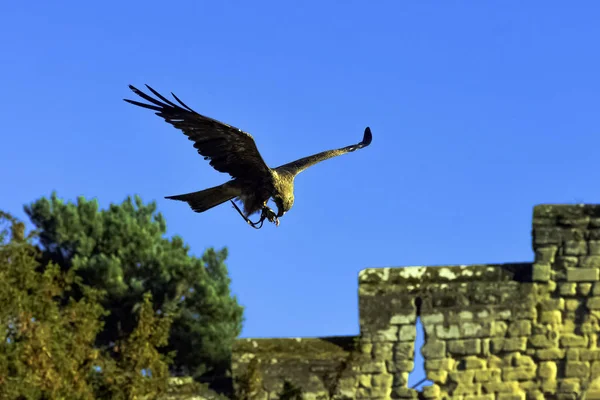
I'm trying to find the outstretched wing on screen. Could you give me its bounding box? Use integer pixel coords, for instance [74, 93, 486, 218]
[275, 127, 372, 176]
[124, 84, 271, 180]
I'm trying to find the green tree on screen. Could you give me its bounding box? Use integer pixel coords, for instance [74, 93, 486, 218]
[95, 292, 175, 399]
[23, 193, 243, 378]
[0, 211, 174, 399]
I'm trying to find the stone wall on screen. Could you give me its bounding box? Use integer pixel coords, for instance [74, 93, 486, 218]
[358, 262, 536, 399]
[229, 204, 600, 399]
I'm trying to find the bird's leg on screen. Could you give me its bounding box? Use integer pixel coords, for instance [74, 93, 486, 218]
[229, 199, 279, 229]
[230, 200, 265, 229]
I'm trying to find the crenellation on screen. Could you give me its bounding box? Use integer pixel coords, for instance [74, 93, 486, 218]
[229, 205, 600, 399]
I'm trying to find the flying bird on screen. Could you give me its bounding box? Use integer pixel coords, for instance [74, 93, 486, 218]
[124, 85, 372, 228]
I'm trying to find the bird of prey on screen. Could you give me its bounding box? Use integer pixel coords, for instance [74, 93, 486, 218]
[124, 85, 372, 228]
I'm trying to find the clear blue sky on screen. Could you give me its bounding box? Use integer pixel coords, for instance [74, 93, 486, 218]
[2, 1, 599, 388]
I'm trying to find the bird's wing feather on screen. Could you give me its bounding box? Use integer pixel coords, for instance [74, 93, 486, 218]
[124, 84, 271, 180]
[276, 127, 372, 176]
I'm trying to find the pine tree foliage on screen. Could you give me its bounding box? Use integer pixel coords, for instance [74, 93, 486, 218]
[23, 193, 243, 377]
[0, 211, 175, 399]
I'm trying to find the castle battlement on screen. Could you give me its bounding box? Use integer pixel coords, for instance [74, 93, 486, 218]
[231, 204, 600, 399]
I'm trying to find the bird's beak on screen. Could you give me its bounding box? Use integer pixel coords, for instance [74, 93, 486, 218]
[276, 209, 285, 218]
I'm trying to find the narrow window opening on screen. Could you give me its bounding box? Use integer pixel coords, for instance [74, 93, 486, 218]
[408, 298, 433, 391]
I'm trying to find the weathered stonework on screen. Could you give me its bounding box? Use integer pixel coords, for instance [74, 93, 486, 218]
[224, 205, 600, 399]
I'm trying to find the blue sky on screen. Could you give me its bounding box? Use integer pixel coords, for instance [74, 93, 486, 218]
[2, 1, 599, 388]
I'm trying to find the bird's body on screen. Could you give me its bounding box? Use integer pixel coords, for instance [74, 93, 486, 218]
[124, 85, 372, 227]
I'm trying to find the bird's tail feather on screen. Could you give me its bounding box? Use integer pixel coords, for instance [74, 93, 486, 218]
[165, 183, 238, 213]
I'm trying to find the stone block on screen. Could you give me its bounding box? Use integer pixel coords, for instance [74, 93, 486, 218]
[424, 358, 454, 370]
[482, 381, 520, 393]
[453, 383, 481, 396]
[540, 379, 557, 393]
[426, 369, 448, 384]
[535, 245, 558, 263]
[565, 361, 590, 378]
[392, 371, 409, 386]
[473, 368, 501, 383]
[558, 379, 580, 393]
[589, 240, 600, 255]
[581, 256, 600, 268]
[497, 393, 525, 400]
[503, 366, 537, 381]
[556, 256, 580, 269]
[358, 374, 371, 387]
[529, 334, 557, 348]
[447, 339, 481, 355]
[567, 268, 599, 282]
[585, 390, 600, 400]
[591, 361, 600, 379]
[539, 310, 562, 324]
[360, 361, 386, 373]
[395, 360, 414, 372]
[566, 348, 580, 361]
[398, 325, 415, 341]
[535, 348, 566, 361]
[390, 313, 416, 324]
[372, 342, 394, 361]
[448, 370, 475, 384]
[460, 310, 474, 320]
[488, 355, 504, 369]
[563, 227, 587, 240]
[564, 240, 588, 255]
[540, 298, 565, 310]
[394, 342, 414, 360]
[517, 381, 537, 393]
[360, 341, 373, 355]
[512, 354, 535, 367]
[497, 309, 512, 319]
[532, 263, 551, 281]
[581, 321, 600, 333]
[491, 321, 508, 337]
[560, 333, 588, 348]
[533, 227, 562, 245]
[490, 338, 527, 353]
[524, 390, 545, 400]
[507, 320, 532, 337]
[565, 299, 582, 312]
[335, 376, 357, 395]
[579, 282, 593, 296]
[589, 297, 600, 309]
[538, 361, 557, 380]
[390, 386, 417, 399]
[462, 356, 487, 370]
[420, 384, 439, 398]
[560, 282, 578, 296]
[372, 373, 394, 390]
[461, 321, 492, 338]
[580, 349, 600, 362]
[421, 340, 446, 359]
[373, 325, 399, 341]
[436, 324, 460, 339]
[421, 312, 444, 325]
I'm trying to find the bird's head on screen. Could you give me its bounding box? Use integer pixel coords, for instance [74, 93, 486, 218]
[274, 195, 294, 218]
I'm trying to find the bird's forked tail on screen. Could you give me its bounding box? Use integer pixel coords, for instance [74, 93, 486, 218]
[165, 182, 238, 213]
